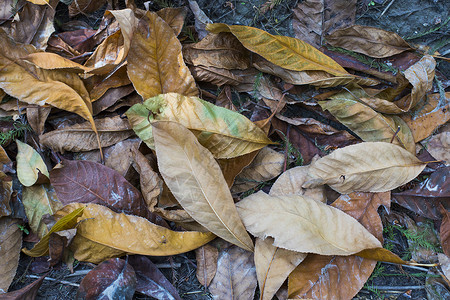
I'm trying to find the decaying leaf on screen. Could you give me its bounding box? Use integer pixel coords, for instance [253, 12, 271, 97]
[303, 142, 426, 193]
[153, 121, 253, 251]
[0, 217, 22, 294]
[126, 93, 272, 159]
[16, 140, 49, 187]
[426, 132, 449, 164]
[209, 245, 257, 300]
[441, 205, 450, 257]
[326, 25, 413, 58]
[0, 273, 47, 299]
[236, 191, 381, 255]
[127, 11, 198, 99]
[54, 203, 215, 263]
[206, 23, 349, 76]
[76, 258, 136, 299]
[196, 244, 219, 288]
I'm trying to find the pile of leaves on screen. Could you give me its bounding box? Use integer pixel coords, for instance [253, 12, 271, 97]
[0, 0, 449, 299]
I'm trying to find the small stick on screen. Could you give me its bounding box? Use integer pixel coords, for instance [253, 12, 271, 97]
[380, 0, 396, 18]
[390, 126, 401, 143]
[25, 275, 79, 287]
[365, 285, 424, 290]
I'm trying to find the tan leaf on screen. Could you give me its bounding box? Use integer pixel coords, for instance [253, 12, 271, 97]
[255, 238, 306, 300]
[320, 88, 415, 153]
[40, 116, 134, 153]
[24, 52, 91, 72]
[195, 244, 219, 287]
[156, 7, 187, 36]
[69, 0, 107, 16]
[209, 245, 257, 300]
[326, 25, 413, 58]
[269, 164, 325, 203]
[16, 140, 49, 187]
[206, 23, 349, 76]
[26, 106, 51, 136]
[426, 132, 450, 164]
[0, 217, 22, 294]
[303, 142, 426, 194]
[153, 121, 253, 251]
[231, 147, 284, 193]
[126, 93, 272, 159]
[85, 65, 132, 102]
[54, 203, 215, 263]
[127, 11, 198, 99]
[189, 65, 244, 86]
[218, 150, 259, 188]
[236, 191, 381, 255]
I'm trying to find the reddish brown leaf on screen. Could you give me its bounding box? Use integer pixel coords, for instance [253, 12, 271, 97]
[76, 258, 136, 299]
[196, 244, 219, 288]
[441, 205, 450, 257]
[1, 273, 47, 299]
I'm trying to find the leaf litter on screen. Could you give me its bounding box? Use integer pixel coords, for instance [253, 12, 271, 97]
[1, 0, 449, 299]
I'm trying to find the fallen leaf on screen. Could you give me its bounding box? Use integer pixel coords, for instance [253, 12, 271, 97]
[0, 217, 22, 294]
[326, 25, 413, 58]
[255, 237, 306, 300]
[218, 150, 260, 188]
[156, 7, 187, 36]
[128, 255, 182, 300]
[206, 23, 349, 76]
[86, 65, 132, 102]
[0, 172, 12, 217]
[196, 244, 218, 288]
[153, 121, 253, 251]
[26, 106, 51, 136]
[127, 11, 198, 99]
[40, 115, 134, 153]
[0, 273, 46, 299]
[209, 245, 257, 300]
[231, 147, 284, 193]
[126, 93, 272, 159]
[54, 203, 215, 263]
[319, 88, 415, 153]
[187, 0, 212, 39]
[292, 0, 357, 48]
[22, 184, 62, 238]
[427, 132, 449, 164]
[69, 0, 107, 16]
[438, 253, 450, 281]
[50, 159, 153, 220]
[440, 205, 450, 257]
[303, 142, 426, 193]
[288, 192, 390, 299]
[237, 191, 381, 255]
[16, 140, 49, 187]
[188, 65, 244, 86]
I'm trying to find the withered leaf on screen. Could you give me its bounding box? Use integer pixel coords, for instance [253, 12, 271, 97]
[0, 217, 22, 293]
[0, 273, 46, 299]
[16, 140, 49, 187]
[196, 244, 219, 288]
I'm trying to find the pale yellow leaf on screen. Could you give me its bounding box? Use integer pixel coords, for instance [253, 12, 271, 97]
[16, 140, 49, 187]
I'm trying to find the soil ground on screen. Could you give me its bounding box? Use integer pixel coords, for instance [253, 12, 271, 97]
[9, 0, 450, 299]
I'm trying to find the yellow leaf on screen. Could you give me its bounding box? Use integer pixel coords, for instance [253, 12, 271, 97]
[22, 207, 84, 257]
[127, 11, 198, 99]
[54, 203, 214, 263]
[126, 93, 272, 158]
[303, 142, 427, 194]
[236, 191, 381, 255]
[16, 140, 49, 187]
[153, 121, 254, 251]
[206, 23, 349, 76]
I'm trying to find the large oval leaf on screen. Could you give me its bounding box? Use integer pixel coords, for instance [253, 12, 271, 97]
[16, 140, 49, 187]
[126, 93, 272, 159]
[127, 11, 198, 99]
[206, 23, 348, 76]
[319, 88, 415, 153]
[236, 191, 382, 255]
[303, 142, 426, 194]
[153, 121, 254, 251]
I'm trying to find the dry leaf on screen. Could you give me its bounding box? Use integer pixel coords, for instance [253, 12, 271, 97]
[16, 140, 49, 187]
[26, 106, 51, 136]
[218, 150, 260, 188]
[236, 191, 381, 255]
[0, 273, 46, 299]
[126, 93, 272, 159]
[206, 23, 349, 76]
[156, 7, 187, 36]
[441, 205, 450, 257]
[209, 245, 257, 300]
[231, 147, 284, 193]
[255, 237, 306, 300]
[153, 121, 253, 251]
[195, 244, 218, 287]
[303, 142, 426, 193]
[40, 116, 134, 153]
[319, 88, 415, 153]
[69, 0, 107, 16]
[326, 25, 413, 58]
[54, 203, 215, 263]
[427, 132, 449, 164]
[127, 11, 198, 99]
[0, 217, 22, 293]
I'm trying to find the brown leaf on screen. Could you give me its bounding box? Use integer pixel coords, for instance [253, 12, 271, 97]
[189, 65, 244, 86]
[85, 66, 132, 102]
[92, 85, 135, 115]
[69, 0, 107, 17]
[427, 132, 449, 164]
[392, 166, 449, 220]
[0, 217, 22, 293]
[326, 25, 413, 58]
[40, 115, 134, 153]
[26, 106, 51, 136]
[292, 0, 357, 48]
[49, 159, 152, 220]
[0, 172, 12, 217]
[209, 245, 257, 300]
[127, 11, 198, 99]
[195, 244, 219, 287]
[156, 7, 187, 36]
[128, 255, 182, 300]
[303, 142, 426, 194]
[218, 150, 259, 188]
[288, 192, 390, 299]
[0, 273, 46, 299]
[77, 258, 136, 299]
[255, 238, 306, 300]
[440, 205, 450, 257]
[153, 121, 254, 251]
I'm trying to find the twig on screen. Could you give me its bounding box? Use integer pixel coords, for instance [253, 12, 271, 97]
[25, 275, 79, 288]
[365, 285, 424, 290]
[379, 0, 396, 18]
[383, 262, 430, 272]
